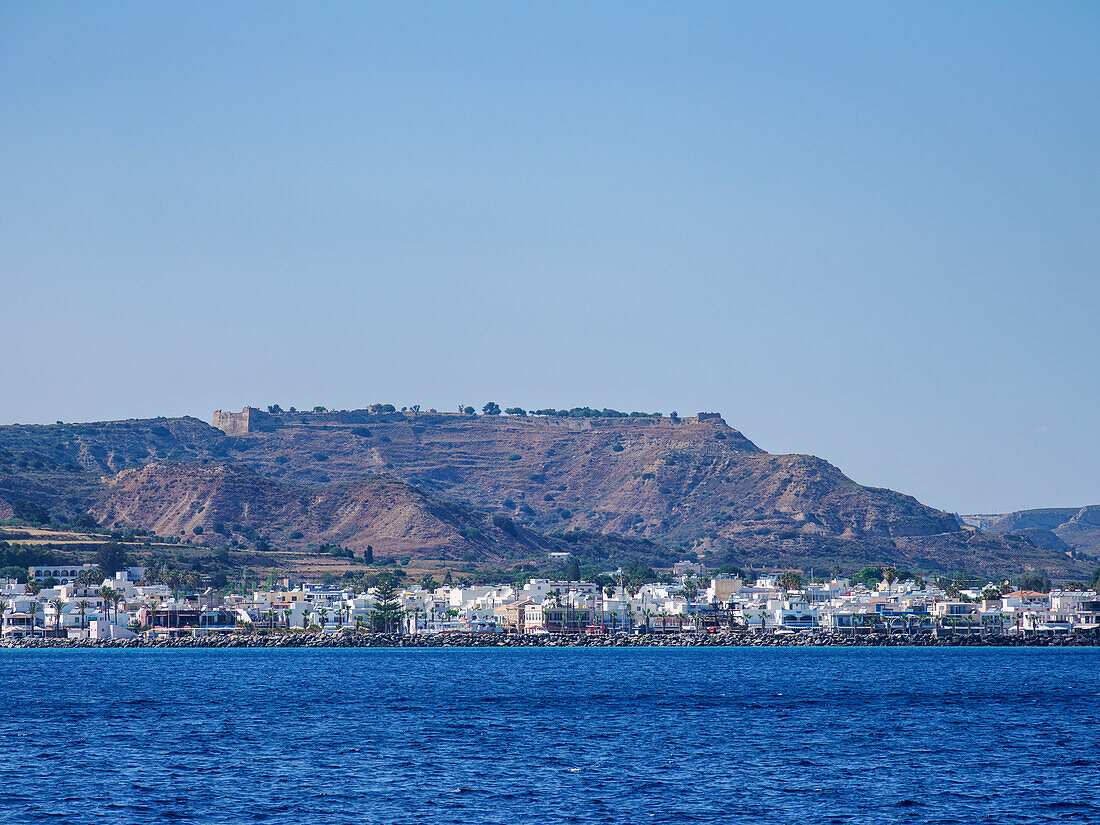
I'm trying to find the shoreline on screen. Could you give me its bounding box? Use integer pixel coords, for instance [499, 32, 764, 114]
[3, 630, 1099, 649]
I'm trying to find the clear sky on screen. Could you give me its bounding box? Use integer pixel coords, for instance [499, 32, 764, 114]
[2, 2, 1097, 515]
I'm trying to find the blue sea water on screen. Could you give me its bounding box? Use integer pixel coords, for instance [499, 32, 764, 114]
[1, 647, 1098, 824]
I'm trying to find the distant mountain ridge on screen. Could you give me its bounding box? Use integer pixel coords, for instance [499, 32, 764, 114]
[0, 406, 1092, 577]
[961, 506, 1100, 559]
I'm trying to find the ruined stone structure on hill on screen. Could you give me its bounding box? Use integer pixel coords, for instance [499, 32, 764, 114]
[212, 407, 261, 435]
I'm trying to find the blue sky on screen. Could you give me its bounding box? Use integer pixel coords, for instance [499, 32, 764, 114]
[2, 1, 1097, 514]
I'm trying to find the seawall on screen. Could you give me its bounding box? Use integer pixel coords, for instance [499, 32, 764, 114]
[3, 631, 1098, 649]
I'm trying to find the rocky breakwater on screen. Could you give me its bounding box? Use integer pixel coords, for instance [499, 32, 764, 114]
[4, 631, 1100, 649]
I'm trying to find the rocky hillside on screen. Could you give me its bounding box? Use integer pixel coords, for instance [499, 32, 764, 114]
[965, 506, 1100, 559]
[92, 461, 550, 562]
[0, 416, 228, 475]
[206, 411, 955, 541]
[0, 408, 1093, 577]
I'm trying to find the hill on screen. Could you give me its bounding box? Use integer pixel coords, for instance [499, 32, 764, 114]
[962, 506, 1100, 560]
[93, 461, 549, 563]
[0, 407, 1093, 578]
[204, 410, 956, 542]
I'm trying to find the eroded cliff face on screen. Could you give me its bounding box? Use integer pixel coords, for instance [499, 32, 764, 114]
[208, 412, 957, 546]
[92, 461, 547, 561]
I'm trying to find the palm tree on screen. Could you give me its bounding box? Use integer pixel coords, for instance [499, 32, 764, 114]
[318, 607, 329, 630]
[76, 600, 90, 631]
[100, 585, 115, 614]
[51, 597, 64, 637]
[28, 602, 40, 638]
[111, 592, 123, 625]
[777, 571, 803, 592]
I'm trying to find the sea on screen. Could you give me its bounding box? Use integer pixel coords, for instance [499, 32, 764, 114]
[1, 646, 1097, 824]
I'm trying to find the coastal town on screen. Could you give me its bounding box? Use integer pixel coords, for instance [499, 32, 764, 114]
[4, 560, 1100, 644]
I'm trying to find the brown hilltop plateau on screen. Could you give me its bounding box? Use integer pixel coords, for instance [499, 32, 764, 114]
[0, 406, 1094, 579]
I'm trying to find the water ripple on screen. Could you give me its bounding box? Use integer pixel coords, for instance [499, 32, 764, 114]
[1, 647, 1098, 824]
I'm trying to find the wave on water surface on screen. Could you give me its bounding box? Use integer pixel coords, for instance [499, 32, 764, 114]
[1, 647, 1098, 825]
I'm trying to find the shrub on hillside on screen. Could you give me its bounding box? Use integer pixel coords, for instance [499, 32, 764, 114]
[12, 500, 50, 524]
[492, 514, 519, 537]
